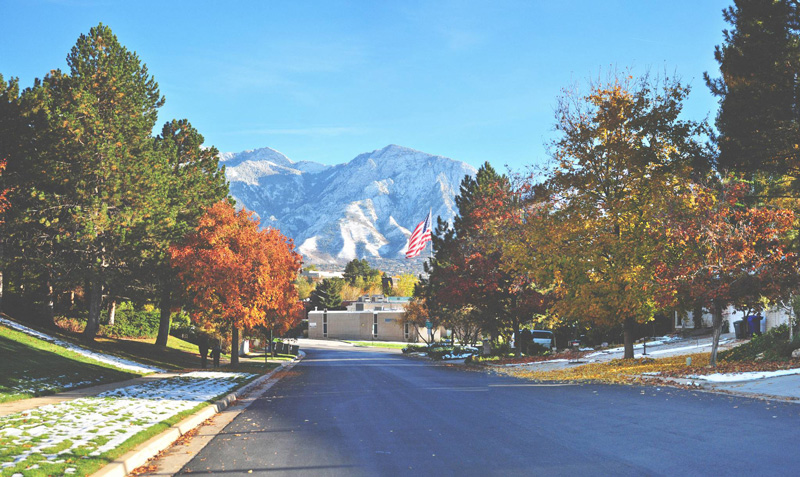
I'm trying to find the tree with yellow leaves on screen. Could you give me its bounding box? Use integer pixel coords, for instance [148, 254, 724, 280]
[535, 72, 711, 359]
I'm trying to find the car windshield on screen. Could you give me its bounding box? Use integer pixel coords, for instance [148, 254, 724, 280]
[532, 331, 552, 339]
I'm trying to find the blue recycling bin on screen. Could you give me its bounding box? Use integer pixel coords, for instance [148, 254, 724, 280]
[747, 315, 763, 337]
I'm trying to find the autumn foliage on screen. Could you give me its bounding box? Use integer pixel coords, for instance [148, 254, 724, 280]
[653, 181, 797, 366]
[170, 201, 302, 363]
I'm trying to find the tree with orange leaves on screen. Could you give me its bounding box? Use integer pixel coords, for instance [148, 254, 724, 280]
[170, 201, 302, 365]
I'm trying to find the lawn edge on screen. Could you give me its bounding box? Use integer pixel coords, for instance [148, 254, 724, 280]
[90, 356, 301, 477]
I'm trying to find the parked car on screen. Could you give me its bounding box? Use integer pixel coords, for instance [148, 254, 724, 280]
[530, 330, 554, 349]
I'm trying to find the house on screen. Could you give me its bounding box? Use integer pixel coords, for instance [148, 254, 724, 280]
[307, 294, 444, 342]
[676, 304, 793, 334]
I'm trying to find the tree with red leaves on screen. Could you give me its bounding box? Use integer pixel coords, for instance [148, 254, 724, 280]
[653, 180, 798, 366]
[421, 163, 550, 352]
[170, 201, 302, 365]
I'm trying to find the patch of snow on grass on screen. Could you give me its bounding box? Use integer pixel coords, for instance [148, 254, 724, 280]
[0, 372, 253, 473]
[0, 316, 163, 374]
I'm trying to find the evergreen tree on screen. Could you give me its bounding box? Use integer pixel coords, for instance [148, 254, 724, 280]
[23, 24, 165, 340]
[309, 278, 345, 310]
[149, 119, 229, 347]
[421, 163, 523, 349]
[705, 0, 800, 182]
[0, 74, 20, 313]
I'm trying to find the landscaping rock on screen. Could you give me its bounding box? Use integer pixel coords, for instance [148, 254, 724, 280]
[791, 348, 800, 359]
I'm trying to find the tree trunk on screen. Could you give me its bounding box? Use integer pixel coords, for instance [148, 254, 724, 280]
[83, 276, 102, 340]
[513, 318, 521, 357]
[155, 286, 172, 347]
[44, 278, 55, 328]
[269, 328, 275, 357]
[709, 302, 724, 367]
[623, 317, 636, 359]
[231, 326, 240, 366]
[108, 299, 116, 327]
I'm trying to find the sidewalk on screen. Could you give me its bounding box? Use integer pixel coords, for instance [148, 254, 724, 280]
[705, 374, 800, 401]
[492, 333, 800, 403]
[0, 373, 180, 417]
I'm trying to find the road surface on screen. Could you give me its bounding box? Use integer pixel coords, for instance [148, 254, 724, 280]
[179, 341, 800, 476]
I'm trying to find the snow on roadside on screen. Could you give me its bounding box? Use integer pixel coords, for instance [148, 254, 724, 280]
[502, 359, 570, 367]
[0, 371, 253, 475]
[0, 316, 163, 374]
[688, 367, 800, 383]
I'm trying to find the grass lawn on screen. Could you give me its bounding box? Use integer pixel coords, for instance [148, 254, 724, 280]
[0, 326, 139, 404]
[345, 341, 408, 349]
[0, 372, 257, 477]
[0, 313, 284, 405]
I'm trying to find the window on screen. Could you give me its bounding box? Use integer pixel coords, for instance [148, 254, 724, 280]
[404, 322, 410, 340]
[323, 311, 328, 338]
[372, 313, 378, 338]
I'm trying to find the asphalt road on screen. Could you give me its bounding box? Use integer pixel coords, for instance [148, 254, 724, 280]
[179, 343, 800, 476]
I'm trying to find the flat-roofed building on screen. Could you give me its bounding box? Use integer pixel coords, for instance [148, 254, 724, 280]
[307, 295, 443, 342]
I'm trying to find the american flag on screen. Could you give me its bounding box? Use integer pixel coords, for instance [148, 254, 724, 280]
[405, 210, 432, 259]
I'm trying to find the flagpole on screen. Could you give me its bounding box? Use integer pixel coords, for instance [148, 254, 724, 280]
[429, 208, 433, 260]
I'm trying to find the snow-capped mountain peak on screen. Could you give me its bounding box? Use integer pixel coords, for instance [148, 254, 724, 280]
[222, 145, 476, 269]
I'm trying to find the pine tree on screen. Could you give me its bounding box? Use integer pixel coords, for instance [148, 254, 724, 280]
[309, 278, 345, 310]
[705, 0, 800, 182]
[150, 119, 229, 347]
[0, 74, 20, 313]
[24, 24, 165, 340]
[421, 163, 524, 349]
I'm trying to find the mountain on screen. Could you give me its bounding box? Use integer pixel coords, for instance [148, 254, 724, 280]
[221, 145, 476, 270]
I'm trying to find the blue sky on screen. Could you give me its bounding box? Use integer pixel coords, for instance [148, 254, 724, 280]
[3, 0, 730, 170]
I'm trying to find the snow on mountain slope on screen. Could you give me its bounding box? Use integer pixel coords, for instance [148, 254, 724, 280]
[222, 145, 476, 267]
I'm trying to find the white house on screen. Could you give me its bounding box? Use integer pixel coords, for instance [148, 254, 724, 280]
[677, 304, 793, 334]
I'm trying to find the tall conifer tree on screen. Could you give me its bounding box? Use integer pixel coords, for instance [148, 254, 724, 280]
[705, 0, 800, 183]
[25, 24, 165, 339]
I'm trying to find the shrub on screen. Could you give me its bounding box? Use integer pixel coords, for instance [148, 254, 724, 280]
[719, 324, 800, 362]
[54, 316, 85, 333]
[402, 344, 429, 354]
[169, 311, 197, 341]
[99, 302, 160, 338]
[527, 343, 550, 356]
[402, 343, 479, 360]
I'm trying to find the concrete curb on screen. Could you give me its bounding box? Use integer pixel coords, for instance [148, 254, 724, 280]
[638, 374, 800, 403]
[91, 355, 302, 477]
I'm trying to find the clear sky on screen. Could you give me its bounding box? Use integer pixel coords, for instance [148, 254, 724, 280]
[3, 0, 730, 171]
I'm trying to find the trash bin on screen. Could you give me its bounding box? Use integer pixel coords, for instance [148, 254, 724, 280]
[752, 315, 763, 336]
[289, 345, 299, 356]
[734, 320, 744, 339]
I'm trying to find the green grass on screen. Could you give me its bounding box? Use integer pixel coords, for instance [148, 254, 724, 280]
[0, 325, 139, 403]
[346, 341, 408, 349]
[0, 313, 281, 404]
[0, 375, 259, 477]
[78, 334, 220, 371]
[3, 313, 233, 371]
